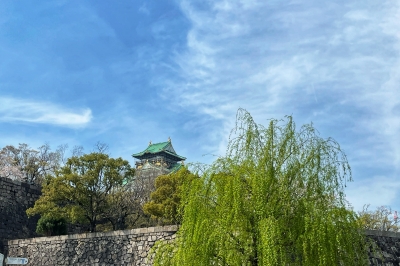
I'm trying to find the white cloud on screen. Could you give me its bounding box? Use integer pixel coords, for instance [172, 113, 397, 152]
[138, 2, 150, 15]
[162, 0, 400, 210]
[344, 10, 369, 21]
[0, 97, 92, 127]
[346, 175, 400, 211]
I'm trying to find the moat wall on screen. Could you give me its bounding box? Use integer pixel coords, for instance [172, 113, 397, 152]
[4, 228, 400, 266]
[4, 226, 177, 266]
[365, 230, 400, 265]
[0, 176, 41, 254]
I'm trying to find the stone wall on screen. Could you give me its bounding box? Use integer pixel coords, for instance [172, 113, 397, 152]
[366, 230, 400, 265]
[5, 226, 400, 266]
[5, 226, 177, 266]
[0, 176, 41, 254]
[5, 227, 400, 266]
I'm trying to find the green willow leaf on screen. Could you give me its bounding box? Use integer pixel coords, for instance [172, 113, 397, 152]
[152, 109, 368, 266]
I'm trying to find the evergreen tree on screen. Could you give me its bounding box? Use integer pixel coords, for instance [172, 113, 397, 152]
[143, 168, 196, 225]
[26, 152, 135, 232]
[36, 216, 67, 236]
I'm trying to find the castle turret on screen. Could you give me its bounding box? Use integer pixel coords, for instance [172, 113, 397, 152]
[132, 139, 186, 200]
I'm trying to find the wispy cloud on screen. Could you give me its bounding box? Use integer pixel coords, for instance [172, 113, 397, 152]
[0, 97, 92, 127]
[346, 175, 400, 211]
[162, 0, 400, 209]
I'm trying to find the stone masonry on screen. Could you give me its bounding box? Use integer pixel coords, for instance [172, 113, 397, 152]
[5, 228, 400, 266]
[6, 226, 400, 265]
[0, 176, 41, 254]
[366, 230, 400, 265]
[5, 226, 177, 266]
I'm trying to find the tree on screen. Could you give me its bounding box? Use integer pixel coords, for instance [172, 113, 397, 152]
[143, 168, 196, 225]
[0, 143, 64, 184]
[0, 145, 24, 180]
[101, 182, 144, 230]
[152, 109, 368, 266]
[357, 204, 399, 232]
[36, 216, 67, 236]
[26, 152, 135, 232]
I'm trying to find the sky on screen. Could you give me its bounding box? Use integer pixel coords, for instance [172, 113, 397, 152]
[0, 0, 399, 212]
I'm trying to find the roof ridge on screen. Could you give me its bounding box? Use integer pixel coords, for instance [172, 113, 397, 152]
[149, 141, 169, 146]
[132, 140, 186, 161]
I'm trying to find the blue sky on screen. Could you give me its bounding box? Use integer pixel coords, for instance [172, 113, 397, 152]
[0, 0, 399, 212]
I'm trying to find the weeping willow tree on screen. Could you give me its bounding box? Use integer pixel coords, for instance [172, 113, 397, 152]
[151, 109, 368, 266]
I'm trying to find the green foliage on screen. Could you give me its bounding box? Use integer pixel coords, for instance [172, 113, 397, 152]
[152, 109, 368, 266]
[143, 168, 196, 224]
[357, 204, 399, 231]
[27, 152, 135, 232]
[36, 216, 67, 236]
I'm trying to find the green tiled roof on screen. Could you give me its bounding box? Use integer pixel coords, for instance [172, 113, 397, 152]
[169, 163, 183, 173]
[132, 141, 186, 160]
[163, 150, 186, 160]
[145, 142, 169, 154]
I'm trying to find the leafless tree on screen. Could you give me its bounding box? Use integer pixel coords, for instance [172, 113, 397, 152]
[0, 143, 65, 184]
[358, 204, 400, 232]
